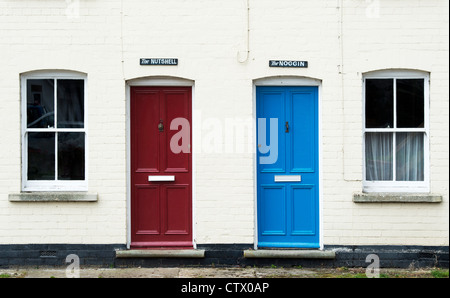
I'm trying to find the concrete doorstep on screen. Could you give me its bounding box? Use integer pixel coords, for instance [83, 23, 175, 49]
[243, 250, 336, 259]
[115, 249, 206, 259]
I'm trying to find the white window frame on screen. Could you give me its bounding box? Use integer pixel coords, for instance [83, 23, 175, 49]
[362, 70, 430, 193]
[21, 71, 88, 192]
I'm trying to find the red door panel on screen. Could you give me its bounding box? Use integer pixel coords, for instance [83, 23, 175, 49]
[164, 90, 191, 173]
[164, 184, 190, 235]
[131, 86, 192, 249]
[132, 89, 160, 173]
[135, 185, 160, 235]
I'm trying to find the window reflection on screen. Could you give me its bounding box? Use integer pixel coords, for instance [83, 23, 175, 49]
[27, 79, 54, 128]
[57, 80, 84, 128]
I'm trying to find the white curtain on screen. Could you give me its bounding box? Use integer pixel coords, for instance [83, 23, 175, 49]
[365, 132, 393, 181]
[396, 133, 424, 181]
[366, 132, 424, 181]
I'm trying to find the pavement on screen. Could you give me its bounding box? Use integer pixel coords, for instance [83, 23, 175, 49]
[0, 266, 443, 278]
[2, 266, 316, 278]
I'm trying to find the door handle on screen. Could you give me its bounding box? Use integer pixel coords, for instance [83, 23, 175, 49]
[148, 176, 175, 182]
[285, 121, 289, 133]
[158, 120, 164, 132]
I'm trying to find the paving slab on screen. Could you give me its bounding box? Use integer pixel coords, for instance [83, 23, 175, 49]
[179, 267, 257, 278]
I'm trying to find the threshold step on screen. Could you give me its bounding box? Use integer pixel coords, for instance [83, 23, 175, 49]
[116, 249, 205, 259]
[244, 249, 335, 259]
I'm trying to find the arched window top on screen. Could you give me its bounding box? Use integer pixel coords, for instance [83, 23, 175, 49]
[21, 69, 87, 78]
[363, 69, 429, 79]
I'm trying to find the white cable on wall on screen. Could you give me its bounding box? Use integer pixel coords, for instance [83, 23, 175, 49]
[237, 0, 250, 63]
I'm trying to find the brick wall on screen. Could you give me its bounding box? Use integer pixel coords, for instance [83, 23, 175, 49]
[0, 0, 448, 247]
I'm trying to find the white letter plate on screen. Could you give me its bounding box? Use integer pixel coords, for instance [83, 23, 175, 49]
[148, 176, 175, 182]
[274, 175, 301, 182]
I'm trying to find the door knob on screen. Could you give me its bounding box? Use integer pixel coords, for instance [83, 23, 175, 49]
[285, 121, 289, 133]
[158, 120, 164, 132]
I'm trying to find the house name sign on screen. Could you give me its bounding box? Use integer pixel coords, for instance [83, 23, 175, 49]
[140, 58, 178, 66]
[269, 60, 308, 68]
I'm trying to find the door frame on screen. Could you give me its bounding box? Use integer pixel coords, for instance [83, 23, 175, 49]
[253, 76, 323, 250]
[126, 76, 196, 249]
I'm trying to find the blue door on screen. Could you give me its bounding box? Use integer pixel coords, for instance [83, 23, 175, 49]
[256, 86, 319, 248]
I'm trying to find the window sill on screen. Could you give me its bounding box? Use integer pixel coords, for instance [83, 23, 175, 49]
[8, 192, 98, 202]
[353, 192, 442, 203]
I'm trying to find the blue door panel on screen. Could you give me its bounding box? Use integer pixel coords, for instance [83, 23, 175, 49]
[257, 86, 319, 248]
[258, 91, 286, 173]
[291, 185, 316, 236]
[290, 91, 316, 173]
[259, 185, 286, 236]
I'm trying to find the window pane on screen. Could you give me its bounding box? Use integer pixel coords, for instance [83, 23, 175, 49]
[365, 79, 394, 128]
[365, 132, 393, 181]
[27, 79, 54, 128]
[397, 79, 424, 128]
[396, 132, 424, 181]
[57, 79, 84, 128]
[28, 132, 55, 180]
[58, 132, 85, 180]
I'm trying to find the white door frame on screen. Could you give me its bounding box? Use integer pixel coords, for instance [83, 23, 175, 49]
[125, 76, 196, 249]
[252, 76, 323, 250]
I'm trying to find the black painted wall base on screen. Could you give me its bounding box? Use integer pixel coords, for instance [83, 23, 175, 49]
[324, 245, 449, 269]
[0, 244, 126, 268]
[0, 244, 448, 269]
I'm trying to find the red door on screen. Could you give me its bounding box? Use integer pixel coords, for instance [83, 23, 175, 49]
[130, 86, 192, 249]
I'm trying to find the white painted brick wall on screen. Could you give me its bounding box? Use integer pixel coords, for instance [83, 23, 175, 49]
[0, 0, 448, 247]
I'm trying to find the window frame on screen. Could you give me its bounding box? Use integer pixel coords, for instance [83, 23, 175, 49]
[21, 71, 88, 192]
[362, 70, 430, 193]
